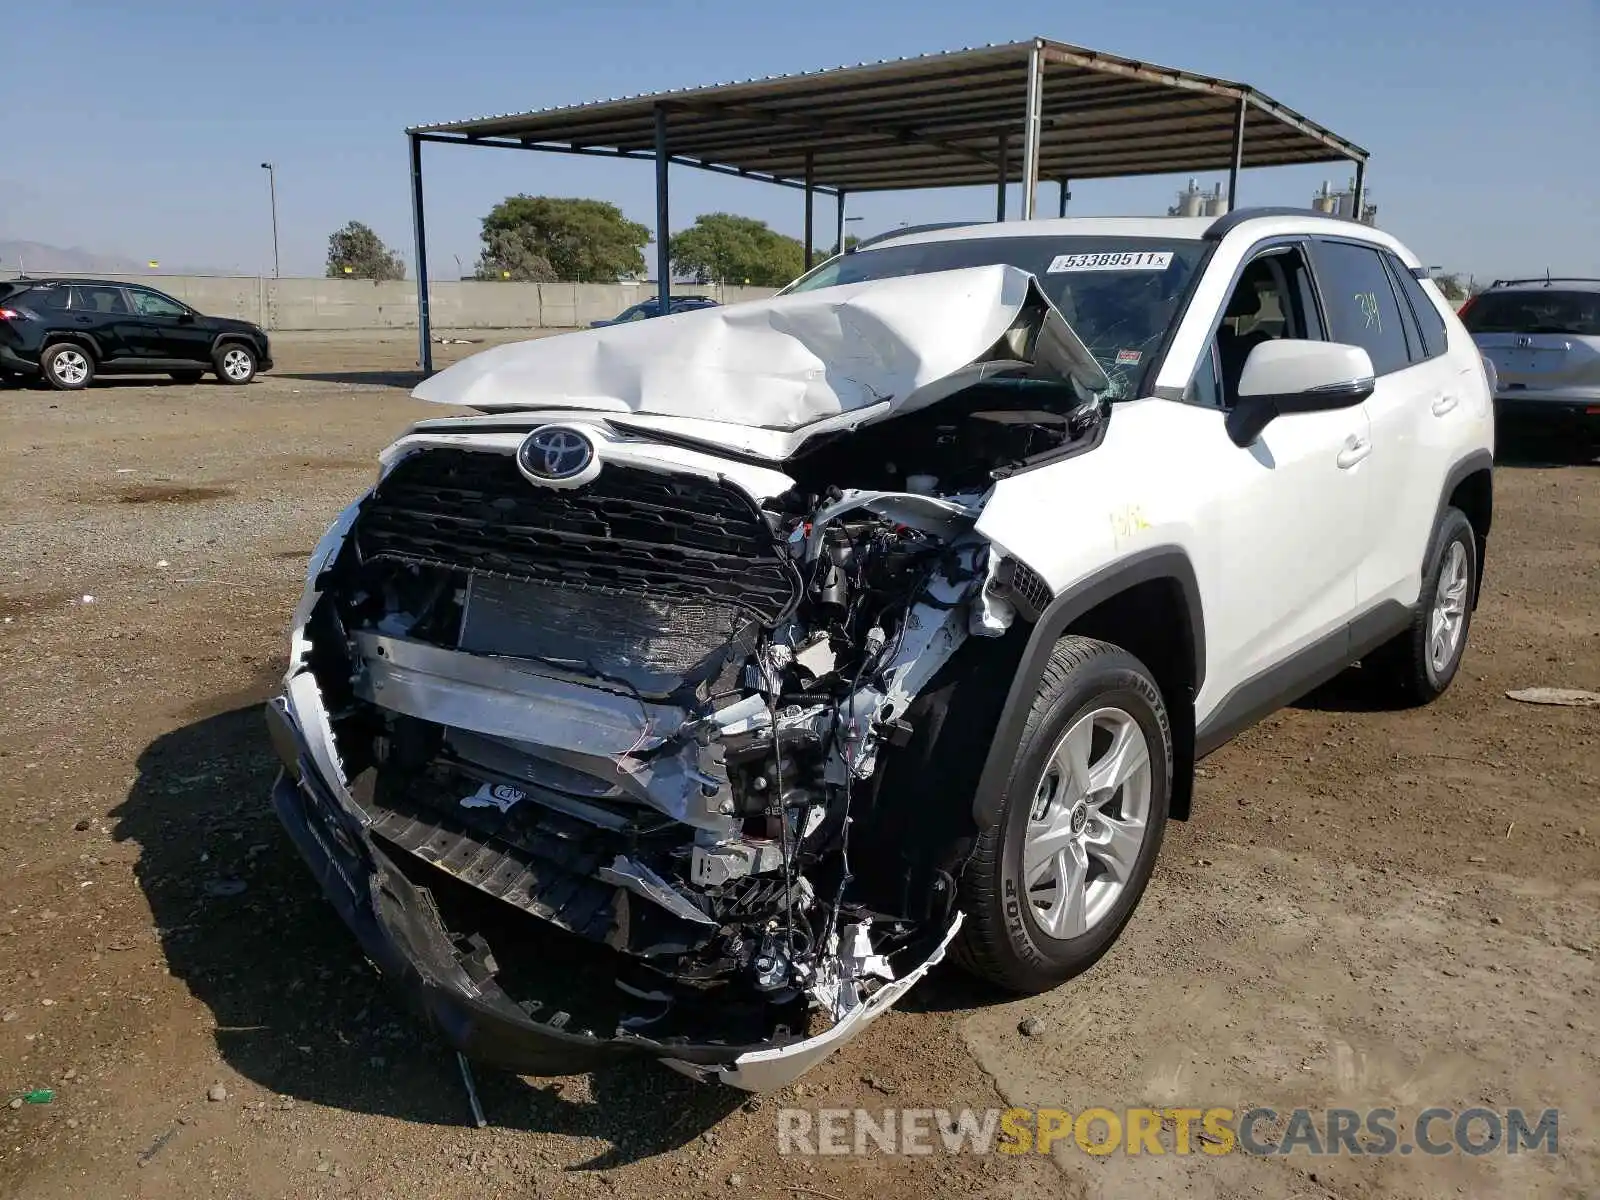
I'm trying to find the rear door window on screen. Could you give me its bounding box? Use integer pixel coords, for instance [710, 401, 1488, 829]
[1308, 240, 1414, 375]
[70, 285, 131, 315]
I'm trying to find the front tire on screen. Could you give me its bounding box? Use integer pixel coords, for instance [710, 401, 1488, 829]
[41, 343, 94, 391]
[955, 636, 1171, 993]
[213, 343, 257, 385]
[1370, 506, 1477, 705]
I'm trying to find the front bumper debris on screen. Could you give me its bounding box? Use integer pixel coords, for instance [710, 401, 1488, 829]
[265, 694, 960, 1092]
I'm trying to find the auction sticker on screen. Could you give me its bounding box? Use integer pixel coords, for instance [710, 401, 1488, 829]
[1048, 251, 1174, 273]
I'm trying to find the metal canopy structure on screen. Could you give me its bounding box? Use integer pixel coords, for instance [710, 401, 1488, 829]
[406, 38, 1368, 372]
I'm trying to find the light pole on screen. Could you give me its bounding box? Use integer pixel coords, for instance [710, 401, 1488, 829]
[259, 162, 280, 279]
[843, 214, 863, 253]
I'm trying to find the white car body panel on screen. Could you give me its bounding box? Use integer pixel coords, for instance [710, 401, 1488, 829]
[976, 395, 1369, 726]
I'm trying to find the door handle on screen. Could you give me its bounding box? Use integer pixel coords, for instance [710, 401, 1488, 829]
[1431, 393, 1459, 416]
[74, 316, 93, 325]
[1336, 435, 1371, 470]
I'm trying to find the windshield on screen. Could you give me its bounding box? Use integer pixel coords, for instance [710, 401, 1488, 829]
[786, 235, 1209, 398]
[1463, 290, 1600, 337]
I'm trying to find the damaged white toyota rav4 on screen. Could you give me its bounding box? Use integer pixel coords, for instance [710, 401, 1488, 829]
[266, 209, 1494, 1091]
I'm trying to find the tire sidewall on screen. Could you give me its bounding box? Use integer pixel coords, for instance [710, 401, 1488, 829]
[1419, 509, 1476, 693]
[992, 657, 1172, 989]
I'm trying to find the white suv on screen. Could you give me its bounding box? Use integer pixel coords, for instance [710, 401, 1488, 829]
[266, 209, 1494, 1091]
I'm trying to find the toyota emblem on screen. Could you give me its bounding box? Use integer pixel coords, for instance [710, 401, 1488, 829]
[517, 425, 598, 486]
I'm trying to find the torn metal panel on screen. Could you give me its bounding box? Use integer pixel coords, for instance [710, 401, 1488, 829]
[661, 914, 963, 1092]
[411, 265, 1107, 428]
[597, 856, 718, 927]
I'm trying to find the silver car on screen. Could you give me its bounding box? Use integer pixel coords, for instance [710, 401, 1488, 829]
[1462, 278, 1600, 456]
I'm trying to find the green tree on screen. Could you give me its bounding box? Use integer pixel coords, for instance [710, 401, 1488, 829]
[474, 229, 557, 283]
[1431, 272, 1469, 303]
[474, 196, 648, 282]
[670, 213, 806, 287]
[325, 221, 406, 280]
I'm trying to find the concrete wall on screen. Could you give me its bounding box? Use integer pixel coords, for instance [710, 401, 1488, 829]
[20, 274, 778, 332]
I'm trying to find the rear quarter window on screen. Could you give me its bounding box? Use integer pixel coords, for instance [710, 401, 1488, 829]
[0, 284, 69, 309]
[1388, 260, 1449, 359]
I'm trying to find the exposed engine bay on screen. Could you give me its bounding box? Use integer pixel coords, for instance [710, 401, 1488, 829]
[269, 265, 1107, 1089]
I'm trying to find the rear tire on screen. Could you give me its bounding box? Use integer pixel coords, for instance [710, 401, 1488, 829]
[213, 342, 257, 385]
[41, 343, 94, 391]
[954, 636, 1171, 993]
[1369, 506, 1477, 706]
[169, 369, 204, 384]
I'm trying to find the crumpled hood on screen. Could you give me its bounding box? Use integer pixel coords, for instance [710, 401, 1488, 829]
[412, 264, 1108, 430]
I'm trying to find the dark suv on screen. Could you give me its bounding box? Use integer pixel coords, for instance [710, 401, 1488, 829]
[0, 279, 273, 390]
[588, 295, 719, 327]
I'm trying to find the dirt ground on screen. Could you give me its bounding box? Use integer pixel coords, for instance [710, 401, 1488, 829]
[1, 335, 1595, 1200]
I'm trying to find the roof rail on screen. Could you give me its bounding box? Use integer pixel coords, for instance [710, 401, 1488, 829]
[1203, 205, 1370, 240]
[1488, 276, 1600, 288]
[849, 221, 979, 253]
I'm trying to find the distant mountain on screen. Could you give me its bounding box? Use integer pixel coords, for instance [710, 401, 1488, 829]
[0, 240, 229, 277]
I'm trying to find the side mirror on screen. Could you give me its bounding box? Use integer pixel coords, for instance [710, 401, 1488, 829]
[177, 312, 196, 324]
[1225, 340, 1376, 447]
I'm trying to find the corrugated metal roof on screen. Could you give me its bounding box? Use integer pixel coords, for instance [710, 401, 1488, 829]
[409, 39, 1366, 192]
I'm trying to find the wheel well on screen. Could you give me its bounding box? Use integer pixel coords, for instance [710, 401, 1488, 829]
[43, 334, 99, 360]
[1448, 468, 1492, 606]
[1061, 577, 1199, 820]
[212, 334, 255, 352]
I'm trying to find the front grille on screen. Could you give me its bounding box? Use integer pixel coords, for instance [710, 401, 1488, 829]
[355, 448, 798, 623]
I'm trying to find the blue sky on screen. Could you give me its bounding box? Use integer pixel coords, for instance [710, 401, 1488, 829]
[2, 0, 1595, 281]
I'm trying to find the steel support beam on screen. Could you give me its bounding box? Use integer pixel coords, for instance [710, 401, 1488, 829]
[1058, 179, 1070, 218]
[804, 150, 815, 271]
[654, 107, 670, 315]
[408, 134, 433, 375]
[1226, 95, 1247, 212]
[836, 190, 847, 255]
[1352, 158, 1367, 223]
[1020, 41, 1045, 219]
[995, 133, 1009, 221]
[407, 133, 840, 196]
[673, 96, 999, 170]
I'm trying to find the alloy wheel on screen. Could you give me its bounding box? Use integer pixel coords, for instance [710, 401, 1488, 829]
[52, 349, 89, 386]
[222, 348, 253, 381]
[1429, 540, 1470, 675]
[1022, 706, 1153, 939]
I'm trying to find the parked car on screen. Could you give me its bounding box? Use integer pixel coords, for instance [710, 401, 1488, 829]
[0, 279, 272, 390]
[267, 209, 1493, 1092]
[1459, 277, 1600, 456]
[588, 295, 719, 327]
